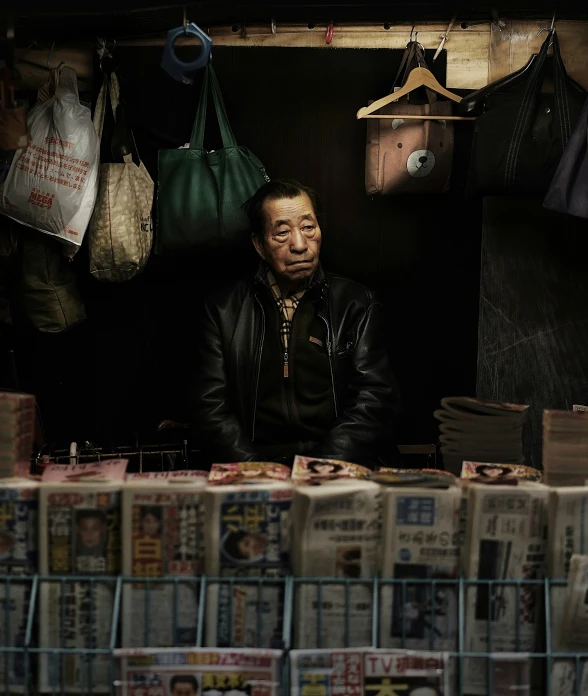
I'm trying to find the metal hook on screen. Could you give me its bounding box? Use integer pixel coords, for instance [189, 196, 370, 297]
[183, 6, 187, 33]
[271, 17, 277, 35]
[241, 22, 248, 39]
[47, 40, 55, 69]
[409, 22, 416, 43]
[536, 11, 556, 38]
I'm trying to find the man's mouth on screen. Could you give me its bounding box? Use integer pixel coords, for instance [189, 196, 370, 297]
[287, 260, 312, 267]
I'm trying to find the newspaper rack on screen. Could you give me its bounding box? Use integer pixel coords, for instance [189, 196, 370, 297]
[1, 575, 585, 695]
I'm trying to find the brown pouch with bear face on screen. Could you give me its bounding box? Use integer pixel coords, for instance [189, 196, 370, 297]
[365, 41, 455, 195]
[365, 99, 454, 195]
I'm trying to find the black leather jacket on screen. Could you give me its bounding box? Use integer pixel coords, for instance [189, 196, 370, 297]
[193, 265, 401, 466]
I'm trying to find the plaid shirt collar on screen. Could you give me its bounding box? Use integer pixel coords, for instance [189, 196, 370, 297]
[266, 268, 309, 354]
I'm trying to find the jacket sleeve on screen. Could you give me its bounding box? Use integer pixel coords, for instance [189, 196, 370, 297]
[192, 299, 258, 463]
[311, 301, 401, 464]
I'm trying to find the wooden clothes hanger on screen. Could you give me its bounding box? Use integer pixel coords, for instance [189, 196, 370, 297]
[357, 66, 475, 121]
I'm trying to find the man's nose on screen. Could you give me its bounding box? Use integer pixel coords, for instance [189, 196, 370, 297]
[290, 228, 308, 252]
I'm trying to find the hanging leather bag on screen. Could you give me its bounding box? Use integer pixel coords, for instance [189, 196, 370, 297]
[365, 42, 454, 195]
[543, 96, 588, 219]
[89, 73, 154, 281]
[156, 64, 269, 255]
[467, 30, 586, 196]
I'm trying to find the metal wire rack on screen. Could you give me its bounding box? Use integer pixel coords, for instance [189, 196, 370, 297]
[1, 575, 586, 696]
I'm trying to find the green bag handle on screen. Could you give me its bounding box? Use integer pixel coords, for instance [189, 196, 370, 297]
[189, 64, 238, 150]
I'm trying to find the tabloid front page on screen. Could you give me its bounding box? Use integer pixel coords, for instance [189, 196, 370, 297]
[38, 483, 122, 693]
[115, 648, 283, 696]
[462, 483, 548, 695]
[291, 480, 381, 649]
[122, 484, 205, 648]
[204, 483, 292, 648]
[380, 487, 462, 651]
[290, 648, 449, 696]
[0, 479, 38, 693]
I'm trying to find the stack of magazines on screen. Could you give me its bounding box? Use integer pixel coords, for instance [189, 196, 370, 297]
[543, 409, 588, 486]
[434, 396, 529, 473]
[0, 392, 35, 478]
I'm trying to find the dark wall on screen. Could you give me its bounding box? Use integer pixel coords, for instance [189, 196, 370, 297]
[12, 46, 482, 450]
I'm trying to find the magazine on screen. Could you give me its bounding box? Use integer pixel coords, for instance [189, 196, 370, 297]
[38, 483, 122, 693]
[292, 455, 370, 484]
[290, 648, 449, 696]
[122, 484, 205, 648]
[115, 647, 283, 696]
[462, 483, 548, 695]
[550, 660, 588, 696]
[204, 483, 292, 648]
[0, 478, 38, 693]
[41, 458, 128, 483]
[460, 461, 542, 484]
[291, 480, 381, 648]
[126, 470, 208, 482]
[209, 462, 291, 485]
[380, 486, 462, 651]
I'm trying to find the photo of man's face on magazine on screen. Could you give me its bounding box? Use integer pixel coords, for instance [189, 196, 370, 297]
[74, 509, 107, 556]
[170, 674, 199, 696]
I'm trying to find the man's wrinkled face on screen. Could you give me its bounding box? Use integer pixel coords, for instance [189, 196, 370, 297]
[252, 193, 321, 289]
[171, 683, 197, 696]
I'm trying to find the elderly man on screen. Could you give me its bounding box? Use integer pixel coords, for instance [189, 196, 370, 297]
[193, 179, 400, 468]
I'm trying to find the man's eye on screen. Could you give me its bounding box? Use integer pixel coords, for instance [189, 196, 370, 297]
[276, 230, 288, 237]
[303, 225, 315, 232]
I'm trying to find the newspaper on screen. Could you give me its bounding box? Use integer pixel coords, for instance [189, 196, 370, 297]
[291, 480, 381, 648]
[559, 554, 588, 651]
[489, 653, 532, 696]
[209, 462, 291, 485]
[38, 483, 122, 693]
[0, 478, 38, 693]
[42, 458, 128, 482]
[292, 455, 370, 484]
[380, 486, 462, 651]
[550, 660, 588, 696]
[547, 487, 588, 650]
[122, 483, 205, 648]
[462, 483, 548, 695]
[115, 647, 283, 696]
[290, 648, 449, 696]
[204, 482, 292, 648]
[126, 470, 208, 482]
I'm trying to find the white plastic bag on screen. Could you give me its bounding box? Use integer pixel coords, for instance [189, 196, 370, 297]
[0, 65, 99, 250]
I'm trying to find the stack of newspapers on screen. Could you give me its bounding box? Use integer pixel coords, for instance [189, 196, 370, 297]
[434, 396, 529, 474]
[0, 392, 35, 477]
[543, 409, 588, 486]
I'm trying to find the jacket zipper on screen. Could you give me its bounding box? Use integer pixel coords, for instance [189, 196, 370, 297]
[318, 310, 339, 418]
[252, 294, 266, 442]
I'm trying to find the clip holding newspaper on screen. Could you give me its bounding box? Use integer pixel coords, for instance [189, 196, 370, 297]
[115, 647, 283, 696]
[122, 483, 206, 648]
[204, 482, 292, 648]
[380, 486, 462, 651]
[38, 483, 122, 693]
[290, 648, 449, 696]
[462, 482, 548, 696]
[0, 478, 38, 693]
[291, 479, 381, 648]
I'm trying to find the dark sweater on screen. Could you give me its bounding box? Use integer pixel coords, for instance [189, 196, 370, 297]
[254, 287, 336, 460]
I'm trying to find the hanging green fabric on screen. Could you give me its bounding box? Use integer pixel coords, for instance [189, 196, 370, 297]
[156, 64, 270, 255]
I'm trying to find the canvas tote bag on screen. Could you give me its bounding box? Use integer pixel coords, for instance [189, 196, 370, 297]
[543, 95, 588, 219]
[366, 42, 454, 195]
[88, 73, 154, 282]
[156, 64, 269, 255]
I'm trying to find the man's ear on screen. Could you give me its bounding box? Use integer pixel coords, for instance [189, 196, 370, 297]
[252, 234, 266, 261]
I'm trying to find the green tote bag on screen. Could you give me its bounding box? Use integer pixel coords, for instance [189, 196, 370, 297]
[156, 65, 269, 254]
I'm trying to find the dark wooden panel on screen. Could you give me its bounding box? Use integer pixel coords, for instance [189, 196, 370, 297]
[477, 196, 588, 468]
